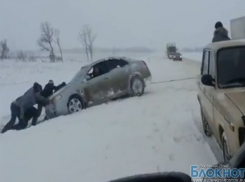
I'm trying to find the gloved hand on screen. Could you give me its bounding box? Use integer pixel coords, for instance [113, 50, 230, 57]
[49, 98, 55, 104]
[44, 98, 53, 105]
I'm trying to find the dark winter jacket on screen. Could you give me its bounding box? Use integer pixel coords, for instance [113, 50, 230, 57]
[41, 83, 55, 98]
[13, 87, 50, 119]
[41, 82, 66, 98]
[212, 27, 231, 43]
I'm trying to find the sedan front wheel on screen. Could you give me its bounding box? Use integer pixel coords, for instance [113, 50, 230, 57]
[67, 96, 84, 114]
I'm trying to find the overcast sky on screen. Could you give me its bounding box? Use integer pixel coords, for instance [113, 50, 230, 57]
[0, 0, 244, 51]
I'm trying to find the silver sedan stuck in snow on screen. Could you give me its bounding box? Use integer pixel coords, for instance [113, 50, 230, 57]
[45, 57, 152, 119]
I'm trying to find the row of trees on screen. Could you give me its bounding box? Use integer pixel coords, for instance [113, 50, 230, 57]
[0, 40, 9, 60]
[0, 39, 35, 61]
[37, 22, 96, 62]
[0, 22, 97, 62]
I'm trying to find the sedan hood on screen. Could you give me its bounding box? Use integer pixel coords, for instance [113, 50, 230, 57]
[225, 92, 245, 115]
[49, 84, 70, 99]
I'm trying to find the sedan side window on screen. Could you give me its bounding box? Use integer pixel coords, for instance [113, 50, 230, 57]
[86, 62, 109, 80]
[106, 59, 125, 72]
[118, 59, 128, 67]
[201, 50, 210, 75]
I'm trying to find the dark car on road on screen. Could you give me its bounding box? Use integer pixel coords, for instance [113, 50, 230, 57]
[172, 52, 182, 61]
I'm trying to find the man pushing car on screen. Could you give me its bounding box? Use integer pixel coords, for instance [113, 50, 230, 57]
[1, 82, 51, 133]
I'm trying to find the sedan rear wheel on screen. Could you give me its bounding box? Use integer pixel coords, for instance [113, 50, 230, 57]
[68, 96, 83, 114]
[130, 76, 145, 96]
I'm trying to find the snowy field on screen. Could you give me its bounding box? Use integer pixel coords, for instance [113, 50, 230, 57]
[182, 52, 202, 62]
[0, 52, 217, 182]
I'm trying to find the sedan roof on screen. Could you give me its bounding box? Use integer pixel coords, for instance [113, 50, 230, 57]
[86, 56, 135, 67]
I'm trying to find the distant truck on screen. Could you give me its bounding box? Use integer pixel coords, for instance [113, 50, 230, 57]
[230, 16, 245, 40]
[166, 43, 182, 61]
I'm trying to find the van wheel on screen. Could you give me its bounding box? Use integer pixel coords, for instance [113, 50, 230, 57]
[129, 76, 145, 96]
[201, 108, 212, 137]
[67, 95, 84, 114]
[222, 132, 231, 162]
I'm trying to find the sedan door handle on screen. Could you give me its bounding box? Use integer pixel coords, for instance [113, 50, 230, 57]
[104, 77, 110, 80]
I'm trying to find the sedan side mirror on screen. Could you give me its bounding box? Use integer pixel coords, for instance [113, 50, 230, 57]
[201, 74, 214, 87]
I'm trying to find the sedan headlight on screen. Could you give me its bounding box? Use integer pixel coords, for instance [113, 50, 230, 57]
[54, 95, 62, 101]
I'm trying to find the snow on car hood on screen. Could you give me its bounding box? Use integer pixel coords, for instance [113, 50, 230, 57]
[49, 84, 70, 99]
[225, 92, 245, 115]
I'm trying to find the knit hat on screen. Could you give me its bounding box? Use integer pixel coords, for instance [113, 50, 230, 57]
[215, 21, 223, 29]
[49, 80, 54, 84]
[33, 82, 42, 93]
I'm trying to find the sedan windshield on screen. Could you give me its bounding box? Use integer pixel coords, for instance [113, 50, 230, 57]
[70, 66, 89, 82]
[217, 46, 245, 88]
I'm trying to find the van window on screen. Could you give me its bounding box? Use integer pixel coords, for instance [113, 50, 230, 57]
[217, 46, 245, 88]
[209, 51, 215, 79]
[201, 50, 210, 75]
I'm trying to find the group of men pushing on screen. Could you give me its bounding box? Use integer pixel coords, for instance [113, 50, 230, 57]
[1, 80, 66, 133]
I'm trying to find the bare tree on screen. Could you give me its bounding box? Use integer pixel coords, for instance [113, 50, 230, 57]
[37, 22, 56, 62]
[54, 29, 63, 62]
[17, 51, 27, 61]
[0, 39, 9, 60]
[79, 25, 96, 62]
[87, 27, 96, 61]
[79, 27, 89, 62]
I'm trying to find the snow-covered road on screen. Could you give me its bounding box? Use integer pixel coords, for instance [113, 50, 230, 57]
[0, 53, 217, 182]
